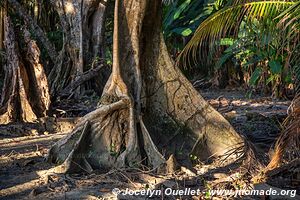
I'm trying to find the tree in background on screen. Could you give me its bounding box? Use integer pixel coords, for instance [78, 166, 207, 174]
[0, 0, 111, 125]
[48, 0, 107, 96]
[0, 16, 50, 124]
[6, 0, 109, 97]
[0, 2, 5, 50]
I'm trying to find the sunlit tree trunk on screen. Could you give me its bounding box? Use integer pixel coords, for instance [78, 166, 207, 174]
[33, 0, 41, 22]
[0, 1, 6, 50]
[48, 0, 244, 173]
[48, 0, 107, 96]
[0, 16, 50, 124]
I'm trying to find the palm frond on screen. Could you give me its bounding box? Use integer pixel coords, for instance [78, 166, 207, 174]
[178, 1, 296, 67]
[277, 1, 300, 33]
[163, 0, 176, 5]
[267, 93, 300, 170]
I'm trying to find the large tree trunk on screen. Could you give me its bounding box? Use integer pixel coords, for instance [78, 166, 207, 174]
[48, 0, 107, 96]
[0, 16, 50, 124]
[48, 0, 244, 173]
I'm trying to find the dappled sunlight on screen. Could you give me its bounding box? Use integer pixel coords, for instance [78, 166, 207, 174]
[0, 175, 43, 197]
[64, 2, 75, 14]
[0, 0, 299, 199]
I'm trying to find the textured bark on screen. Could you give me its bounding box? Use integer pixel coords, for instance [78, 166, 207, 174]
[23, 27, 51, 117]
[0, 17, 50, 124]
[7, 0, 58, 63]
[48, 0, 107, 96]
[0, 3, 5, 50]
[0, 17, 36, 124]
[58, 63, 106, 97]
[48, 0, 244, 173]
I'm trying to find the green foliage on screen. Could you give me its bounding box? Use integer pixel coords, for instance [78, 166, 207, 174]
[164, 0, 206, 38]
[249, 67, 262, 86]
[215, 16, 294, 95]
[109, 143, 118, 157]
[163, 0, 226, 53]
[105, 49, 113, 65]
[47, 30, 63, 51]
[269, 60, 282, 74]
[175, 0, 300, 97]
[179, 1, 295, 65]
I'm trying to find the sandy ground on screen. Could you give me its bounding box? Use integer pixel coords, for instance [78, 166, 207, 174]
[0, 89, 297, 200]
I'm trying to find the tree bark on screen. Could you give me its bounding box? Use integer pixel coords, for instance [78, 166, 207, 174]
[48, 0, 244, 173]
[7, 0, 58, 64]
[0, 3, 5, 50]
[0, 16, 50, 124]
[23, 27, 51, 117]
[48, 0, 107, 96]
[58, 63, 106, 97]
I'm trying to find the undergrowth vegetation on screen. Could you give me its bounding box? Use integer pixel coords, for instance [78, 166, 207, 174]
[164, 0, 300, 98]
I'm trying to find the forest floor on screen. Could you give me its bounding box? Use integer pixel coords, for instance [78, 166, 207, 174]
[0, 88, 298, 200]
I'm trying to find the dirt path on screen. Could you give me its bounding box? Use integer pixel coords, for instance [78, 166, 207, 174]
[0, 89, 295, 199]
[201, 88, 290, 150]
[0, 133, 65, 199]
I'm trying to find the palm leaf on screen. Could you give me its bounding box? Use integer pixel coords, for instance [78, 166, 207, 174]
[178, 1, 296, 67]
[277, 1, 300, 35]
[267, 93, 300, 170]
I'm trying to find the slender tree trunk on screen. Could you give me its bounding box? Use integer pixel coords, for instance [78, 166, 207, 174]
[0, 0, 6, 50]
[0, 16, 50, 124]
[0, 8, 3, 50]
[48, 0, 244, 173]
[48, 0, 107, 96]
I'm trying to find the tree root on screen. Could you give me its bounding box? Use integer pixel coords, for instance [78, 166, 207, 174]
[48, 97, 166, 173]
[60, 121, 92, 173]
[48, 0, 246, 174]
